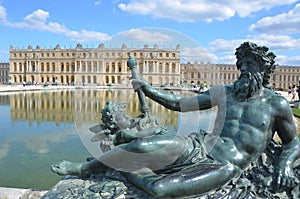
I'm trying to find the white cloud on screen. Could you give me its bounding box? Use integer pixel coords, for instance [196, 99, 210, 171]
[24, 9, 49, 26]
[284, 55, 300, 65]
[275, 54, 300, 66]
[207, 34, 300, 65]
[181, 47, 217, 63]
[118, 0, 298, 22]
[66, 29, 111, 42]
[208, 34, 300, 53]
[0, 5, 6, 21]
[217, 55, 236, 64]
[94, 0, 102, 6]
[207, 39, 245, 54]
[249, 34, 300, 51]
[118, 0, 235, 22]
[249, 3, 300, 34]
[118, 29, 173, 43]
[0, 8, 111, 42]
[231, 0, 298, 17]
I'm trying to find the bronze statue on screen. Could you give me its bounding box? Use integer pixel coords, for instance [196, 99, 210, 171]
[89, 101, 168, 151]
[51, 42, 300, 198]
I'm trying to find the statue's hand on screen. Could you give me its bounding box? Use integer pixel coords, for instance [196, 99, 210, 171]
[90, 129, 111, 142]
[131, 78, 149, 92]
[273, 162, 296, 192]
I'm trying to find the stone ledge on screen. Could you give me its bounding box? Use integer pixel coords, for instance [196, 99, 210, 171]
[0, 187, 47, 199]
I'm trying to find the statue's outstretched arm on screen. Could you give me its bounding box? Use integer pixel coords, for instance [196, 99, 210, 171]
[132, 79, 212, 112]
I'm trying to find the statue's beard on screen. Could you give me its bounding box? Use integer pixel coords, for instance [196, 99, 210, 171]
[233, 72, 263, 100]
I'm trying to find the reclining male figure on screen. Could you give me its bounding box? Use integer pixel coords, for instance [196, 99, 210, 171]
[51, 42, 300, 198]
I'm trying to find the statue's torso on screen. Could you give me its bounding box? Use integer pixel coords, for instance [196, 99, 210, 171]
[209, 88, 277, 168]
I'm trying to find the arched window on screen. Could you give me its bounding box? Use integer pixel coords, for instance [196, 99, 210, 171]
[46, 63, 50, 72]
[112, 62, 116, 72]
[112, 76, 115, 83]
[52, 63, 55, 72]
[172, 63, 176, 73]
[165, 63, 169, 73]
[118, 62, 122, 72]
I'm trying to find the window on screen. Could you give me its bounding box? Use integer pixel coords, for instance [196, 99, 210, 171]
[105, 63, 109, 72]
[172, 63, 176, 73]
[118, 62, 122, 72]
[112, 62, 116, 72]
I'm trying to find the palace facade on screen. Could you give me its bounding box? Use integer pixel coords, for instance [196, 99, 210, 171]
[181, 62, 300, 90]
[9, 44, 181, 86]
[8, 44, 300, 90]
[0, 62, 9, 84]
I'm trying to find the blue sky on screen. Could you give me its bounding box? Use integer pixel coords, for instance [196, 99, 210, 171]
[0, 0, 300, 65]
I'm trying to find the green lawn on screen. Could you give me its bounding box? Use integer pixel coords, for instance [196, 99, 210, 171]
[292, 108, 300, 118]
[292, 108, 300, 140]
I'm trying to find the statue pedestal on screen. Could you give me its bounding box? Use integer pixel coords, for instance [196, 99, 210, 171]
[42, 169, 156, 199]
[45, 152, 300, 199]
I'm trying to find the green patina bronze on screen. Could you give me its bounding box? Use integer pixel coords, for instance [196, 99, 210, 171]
[50, 42, 300, 198]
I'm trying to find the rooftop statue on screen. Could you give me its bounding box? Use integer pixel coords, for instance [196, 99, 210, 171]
[50, 42, 300, 198]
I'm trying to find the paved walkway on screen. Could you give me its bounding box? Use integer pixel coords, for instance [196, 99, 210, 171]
[0, 187, 47, 199]
[0, 84, 77, 94]
[0, 84, 132, 95]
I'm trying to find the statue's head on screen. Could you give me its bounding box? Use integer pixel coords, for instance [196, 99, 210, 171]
[233, 42, 276, 99]
[101, 102, 132, 130]
[235, 42, 276, 89]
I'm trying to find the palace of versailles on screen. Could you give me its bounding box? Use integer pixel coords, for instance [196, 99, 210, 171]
[6, 43, 300, 90]
[0, 62, 9, 84]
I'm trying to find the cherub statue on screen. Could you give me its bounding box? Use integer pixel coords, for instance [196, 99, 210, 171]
[89, 101, 169, 151]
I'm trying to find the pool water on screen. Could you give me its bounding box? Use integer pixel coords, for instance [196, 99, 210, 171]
[0, 88, 232, 190]
[0, 89, 184, 190]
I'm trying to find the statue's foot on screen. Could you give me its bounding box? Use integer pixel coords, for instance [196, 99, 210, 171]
[51, 160, 83, 176]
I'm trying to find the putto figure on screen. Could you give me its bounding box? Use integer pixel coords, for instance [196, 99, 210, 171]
[89, 101, 169, 150]
[51, 42, 300, 198]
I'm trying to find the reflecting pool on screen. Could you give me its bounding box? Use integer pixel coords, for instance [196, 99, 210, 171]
[0, 88, 206, 190]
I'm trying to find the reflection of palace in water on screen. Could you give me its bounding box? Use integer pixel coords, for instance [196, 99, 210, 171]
[10, 91, 75, 126]
[74, 89, 179, 127]
[8, 89, 180, 127]
[0, 95, 10, 105]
